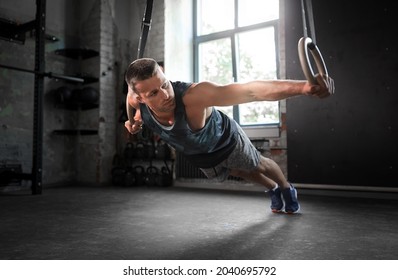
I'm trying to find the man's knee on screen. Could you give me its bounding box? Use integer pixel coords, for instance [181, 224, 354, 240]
[230, 169, 243, 178]
[230, 168, 262, 181]
[230, 168, 254, 179]
[256, 156, 277, 173]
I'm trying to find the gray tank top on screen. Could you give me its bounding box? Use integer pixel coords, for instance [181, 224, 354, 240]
[139, 81, 238, 168]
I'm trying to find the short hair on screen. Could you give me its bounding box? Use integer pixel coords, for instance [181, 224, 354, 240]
[125, 58, 159, 92]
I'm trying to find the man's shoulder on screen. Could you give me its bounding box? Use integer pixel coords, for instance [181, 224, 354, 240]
[172, 81, 196, 97]
[171, 81, 195, 87]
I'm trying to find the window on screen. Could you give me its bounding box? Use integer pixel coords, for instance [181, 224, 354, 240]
[194, 0, 280, 126]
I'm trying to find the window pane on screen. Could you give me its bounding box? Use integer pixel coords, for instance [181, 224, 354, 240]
[236, 28, 277, 81]
[198, 38, 234, 118]
[236, 27, 279, 125]
[238, 0, 279, 27]
[197, 0, 234, 35]
[239, 101, 279, 125]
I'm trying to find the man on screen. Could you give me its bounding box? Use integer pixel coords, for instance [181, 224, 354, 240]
[124, 58, 334, 214]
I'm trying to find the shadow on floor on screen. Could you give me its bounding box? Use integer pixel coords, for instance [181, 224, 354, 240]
[1, 185, 397, 260]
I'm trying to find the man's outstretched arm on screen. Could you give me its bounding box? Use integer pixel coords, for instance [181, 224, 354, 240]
[185, 74, 334, 108]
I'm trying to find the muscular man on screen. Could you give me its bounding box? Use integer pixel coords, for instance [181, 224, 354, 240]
[124, 58, 334, 214]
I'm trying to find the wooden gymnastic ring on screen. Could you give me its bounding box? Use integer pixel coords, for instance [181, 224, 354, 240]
[298, 37, 328, 85]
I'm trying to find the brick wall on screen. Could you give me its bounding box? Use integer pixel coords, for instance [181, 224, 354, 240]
[77, 0, 121, 184]
[98, 0, 118, 183]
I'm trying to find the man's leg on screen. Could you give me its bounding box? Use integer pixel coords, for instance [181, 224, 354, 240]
[230, 155, 288, 189]
[254, 156, 291, 189]
[230, 155, 300, 213]
[230, 166, 277, 190]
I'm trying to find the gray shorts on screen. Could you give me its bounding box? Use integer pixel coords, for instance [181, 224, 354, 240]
[200, 125, 261, 181]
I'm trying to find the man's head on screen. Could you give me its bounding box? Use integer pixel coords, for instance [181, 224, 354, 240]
[125, 58, 175, 113]
[125, 58, 160, 92]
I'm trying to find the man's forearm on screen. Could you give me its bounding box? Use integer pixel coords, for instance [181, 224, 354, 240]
[248, 80, 308, 101]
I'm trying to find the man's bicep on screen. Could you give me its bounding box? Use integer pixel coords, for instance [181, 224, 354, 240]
[188, 82, 253, 107]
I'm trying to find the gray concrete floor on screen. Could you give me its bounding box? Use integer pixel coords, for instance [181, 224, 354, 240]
[1, 185, 397, 260]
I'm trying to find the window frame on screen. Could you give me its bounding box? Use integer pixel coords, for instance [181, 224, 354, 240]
[193, 0, 281, 130]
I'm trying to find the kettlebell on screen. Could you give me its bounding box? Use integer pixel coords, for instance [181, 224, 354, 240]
[156, 141, 171, 159]
[160, 166, 173, 187]
[134, 142, 146, 159]
[145, 166, 159, 186]
[133, 165, 146, 186]
[124, 167, 136, 187]
[146, 142, 156, 159]
[123, 142, 135, 160]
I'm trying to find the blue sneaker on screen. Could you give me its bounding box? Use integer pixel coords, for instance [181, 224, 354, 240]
[281, 185, 300, 214]
[268, 187, 283, 213]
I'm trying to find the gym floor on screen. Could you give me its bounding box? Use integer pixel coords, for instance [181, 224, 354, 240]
[0, 184, 397, 260]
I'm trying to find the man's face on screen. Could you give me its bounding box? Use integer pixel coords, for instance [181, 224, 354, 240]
[134, 68, 175, 113]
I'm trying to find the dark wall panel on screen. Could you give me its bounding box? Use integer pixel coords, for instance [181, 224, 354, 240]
[285, 0, 397, 187]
